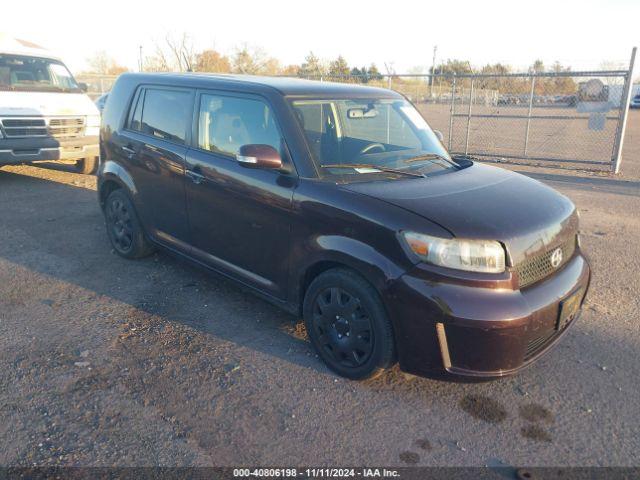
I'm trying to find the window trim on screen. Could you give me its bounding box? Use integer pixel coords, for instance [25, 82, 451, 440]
[125, 87, 145, 133]
[191, 88, 292, 166]
[124, 84, 195, 147]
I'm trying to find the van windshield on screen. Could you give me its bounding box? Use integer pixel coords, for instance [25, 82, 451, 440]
[291, 98, 457, 179]
[0, 54, 81, 93]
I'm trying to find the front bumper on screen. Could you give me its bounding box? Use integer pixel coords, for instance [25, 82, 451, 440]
[0, 136, 99, 165]
[385, 252, 591, 380]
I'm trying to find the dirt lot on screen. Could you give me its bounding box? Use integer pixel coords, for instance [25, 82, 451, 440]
[0, 112, 639, 468]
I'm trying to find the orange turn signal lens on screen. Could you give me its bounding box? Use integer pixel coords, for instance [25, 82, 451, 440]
[406, 235, 429, 256]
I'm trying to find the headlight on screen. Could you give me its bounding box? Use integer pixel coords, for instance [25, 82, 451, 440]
[86, 115, 101, 127]
[85, 115, 100, 136]
[401, 231, 506, 273]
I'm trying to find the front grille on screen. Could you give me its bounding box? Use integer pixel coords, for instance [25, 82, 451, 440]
[48, 118, 85, 138]
[0, 118, 47, 137]
[515, 236, 577, 289]
[0, 117, 85, 139]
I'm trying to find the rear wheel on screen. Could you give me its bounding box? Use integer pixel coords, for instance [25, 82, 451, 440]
[76, 157, 98, 175]
[104, 189, 154, 259]
[303, 268, 395, 380]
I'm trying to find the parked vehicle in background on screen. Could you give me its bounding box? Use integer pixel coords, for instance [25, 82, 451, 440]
[630, 94, 640, 109]
[98, 73, 590, 381]
[0, 35, 100, 174]
[95, 93, 109, 113]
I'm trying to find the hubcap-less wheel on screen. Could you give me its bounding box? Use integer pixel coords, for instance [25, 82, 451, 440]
[106, 197, 134, 253]
[311, 287, 374, 367]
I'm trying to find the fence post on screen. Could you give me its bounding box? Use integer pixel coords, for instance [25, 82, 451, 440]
[523, 75, 536, 156]
[387, 75, 392, 90]
[612, 46, 637, 174]
[448, 75, 456, 151]
[464, 79, 475, 155]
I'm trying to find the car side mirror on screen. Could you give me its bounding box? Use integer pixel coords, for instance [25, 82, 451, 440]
[79, 82, 88, 92]
[433, 130, 444, 143]
[237, 144, 283, 170]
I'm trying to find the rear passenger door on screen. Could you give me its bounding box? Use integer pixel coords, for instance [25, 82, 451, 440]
[120, 86, 194, 250]
[184, 91, 296, 299]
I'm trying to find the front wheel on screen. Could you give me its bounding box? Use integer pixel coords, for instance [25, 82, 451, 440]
[76, 157, 98, 175]
[303, 268, 396, 380]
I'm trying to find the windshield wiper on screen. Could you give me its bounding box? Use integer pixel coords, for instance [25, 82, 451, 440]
[403, 153, 452, 165]
[320, 163, 424, 178]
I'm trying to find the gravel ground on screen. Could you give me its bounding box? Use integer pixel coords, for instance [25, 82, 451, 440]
[0, 112, 639, 468]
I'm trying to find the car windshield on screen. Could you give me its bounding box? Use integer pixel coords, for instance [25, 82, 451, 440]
[0, 54, 81, 93]
[291, 98, 457, 179]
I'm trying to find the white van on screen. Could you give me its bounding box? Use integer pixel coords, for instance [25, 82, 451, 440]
[0, 36, 100, 174]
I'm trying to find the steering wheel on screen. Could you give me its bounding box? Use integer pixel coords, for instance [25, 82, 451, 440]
[358, 143, 386, 156]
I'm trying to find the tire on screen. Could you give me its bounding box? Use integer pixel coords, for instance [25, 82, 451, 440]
[76, 156, 98, 175]
[303, 268, 396, 380]
[104, 189, 155, 259]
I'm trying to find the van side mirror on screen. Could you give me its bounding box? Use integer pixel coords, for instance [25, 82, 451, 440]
[237, 144, 283, 170]
[433, 130, 444, 143]
[79, 82, 89, 92]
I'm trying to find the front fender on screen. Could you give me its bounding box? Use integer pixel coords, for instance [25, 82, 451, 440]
[291, 234, 408, 307]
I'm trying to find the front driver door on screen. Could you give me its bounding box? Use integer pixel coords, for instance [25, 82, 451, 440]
[184, 91, 296, 299]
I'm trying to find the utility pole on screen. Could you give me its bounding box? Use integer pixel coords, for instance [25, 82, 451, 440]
[430, 45, 438, 96]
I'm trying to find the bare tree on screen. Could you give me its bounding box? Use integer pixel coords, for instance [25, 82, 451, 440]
[231, 44, 279, 75]
[279, 64, 300, 76]
[144, 33, 197, 72]
[165, 33, 196, 72]
[299, 51, 327, 77]
[86, 51, 129, 75]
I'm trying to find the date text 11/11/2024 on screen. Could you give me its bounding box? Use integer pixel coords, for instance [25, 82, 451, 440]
[232, 468, 401, 478]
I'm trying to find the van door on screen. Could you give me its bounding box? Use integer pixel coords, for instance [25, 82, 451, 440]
[118, 86, 194, 250]
[184, 91, 296, 299]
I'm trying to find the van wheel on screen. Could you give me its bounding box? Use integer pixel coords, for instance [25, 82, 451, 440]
[104, 189, 154, 259]
[76, 157, 98, 175]
[303, 268, 395, 380]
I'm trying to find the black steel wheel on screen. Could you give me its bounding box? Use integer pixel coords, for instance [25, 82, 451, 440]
[104, 189, 154, 259]
[303, 268, 395, 379]
[312, 287, 374, 368]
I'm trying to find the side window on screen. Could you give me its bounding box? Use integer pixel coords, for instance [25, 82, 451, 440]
[291, 102, 339, 162]
[294, 103, 325, 134]
[198, 94, 282, 156]
[128, 89, 144, 132]
[137, 88, 190, 144]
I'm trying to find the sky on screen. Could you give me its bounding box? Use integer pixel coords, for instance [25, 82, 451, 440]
[4, 0, 640, 75]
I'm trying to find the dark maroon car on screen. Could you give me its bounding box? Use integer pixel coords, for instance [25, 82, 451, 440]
[98, 73, 590, 380]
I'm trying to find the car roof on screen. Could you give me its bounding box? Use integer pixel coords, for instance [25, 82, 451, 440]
[119, 72, 402, 99]
[0, 34, 62, 61]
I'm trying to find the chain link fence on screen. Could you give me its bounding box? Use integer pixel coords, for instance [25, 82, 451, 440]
[75, 73, 118, 100]
[294, 50, 636, 173]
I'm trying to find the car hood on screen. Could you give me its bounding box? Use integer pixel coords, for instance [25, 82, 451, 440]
[340, 163, 578, 265]
[0, 91, 99, 117]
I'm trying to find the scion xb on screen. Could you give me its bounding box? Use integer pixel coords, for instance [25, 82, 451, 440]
[98, 73, 590, 380]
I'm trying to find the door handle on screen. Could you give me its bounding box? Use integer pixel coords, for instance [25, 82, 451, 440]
[186, 169, 206, 185]
[122, 146, 136, 159]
